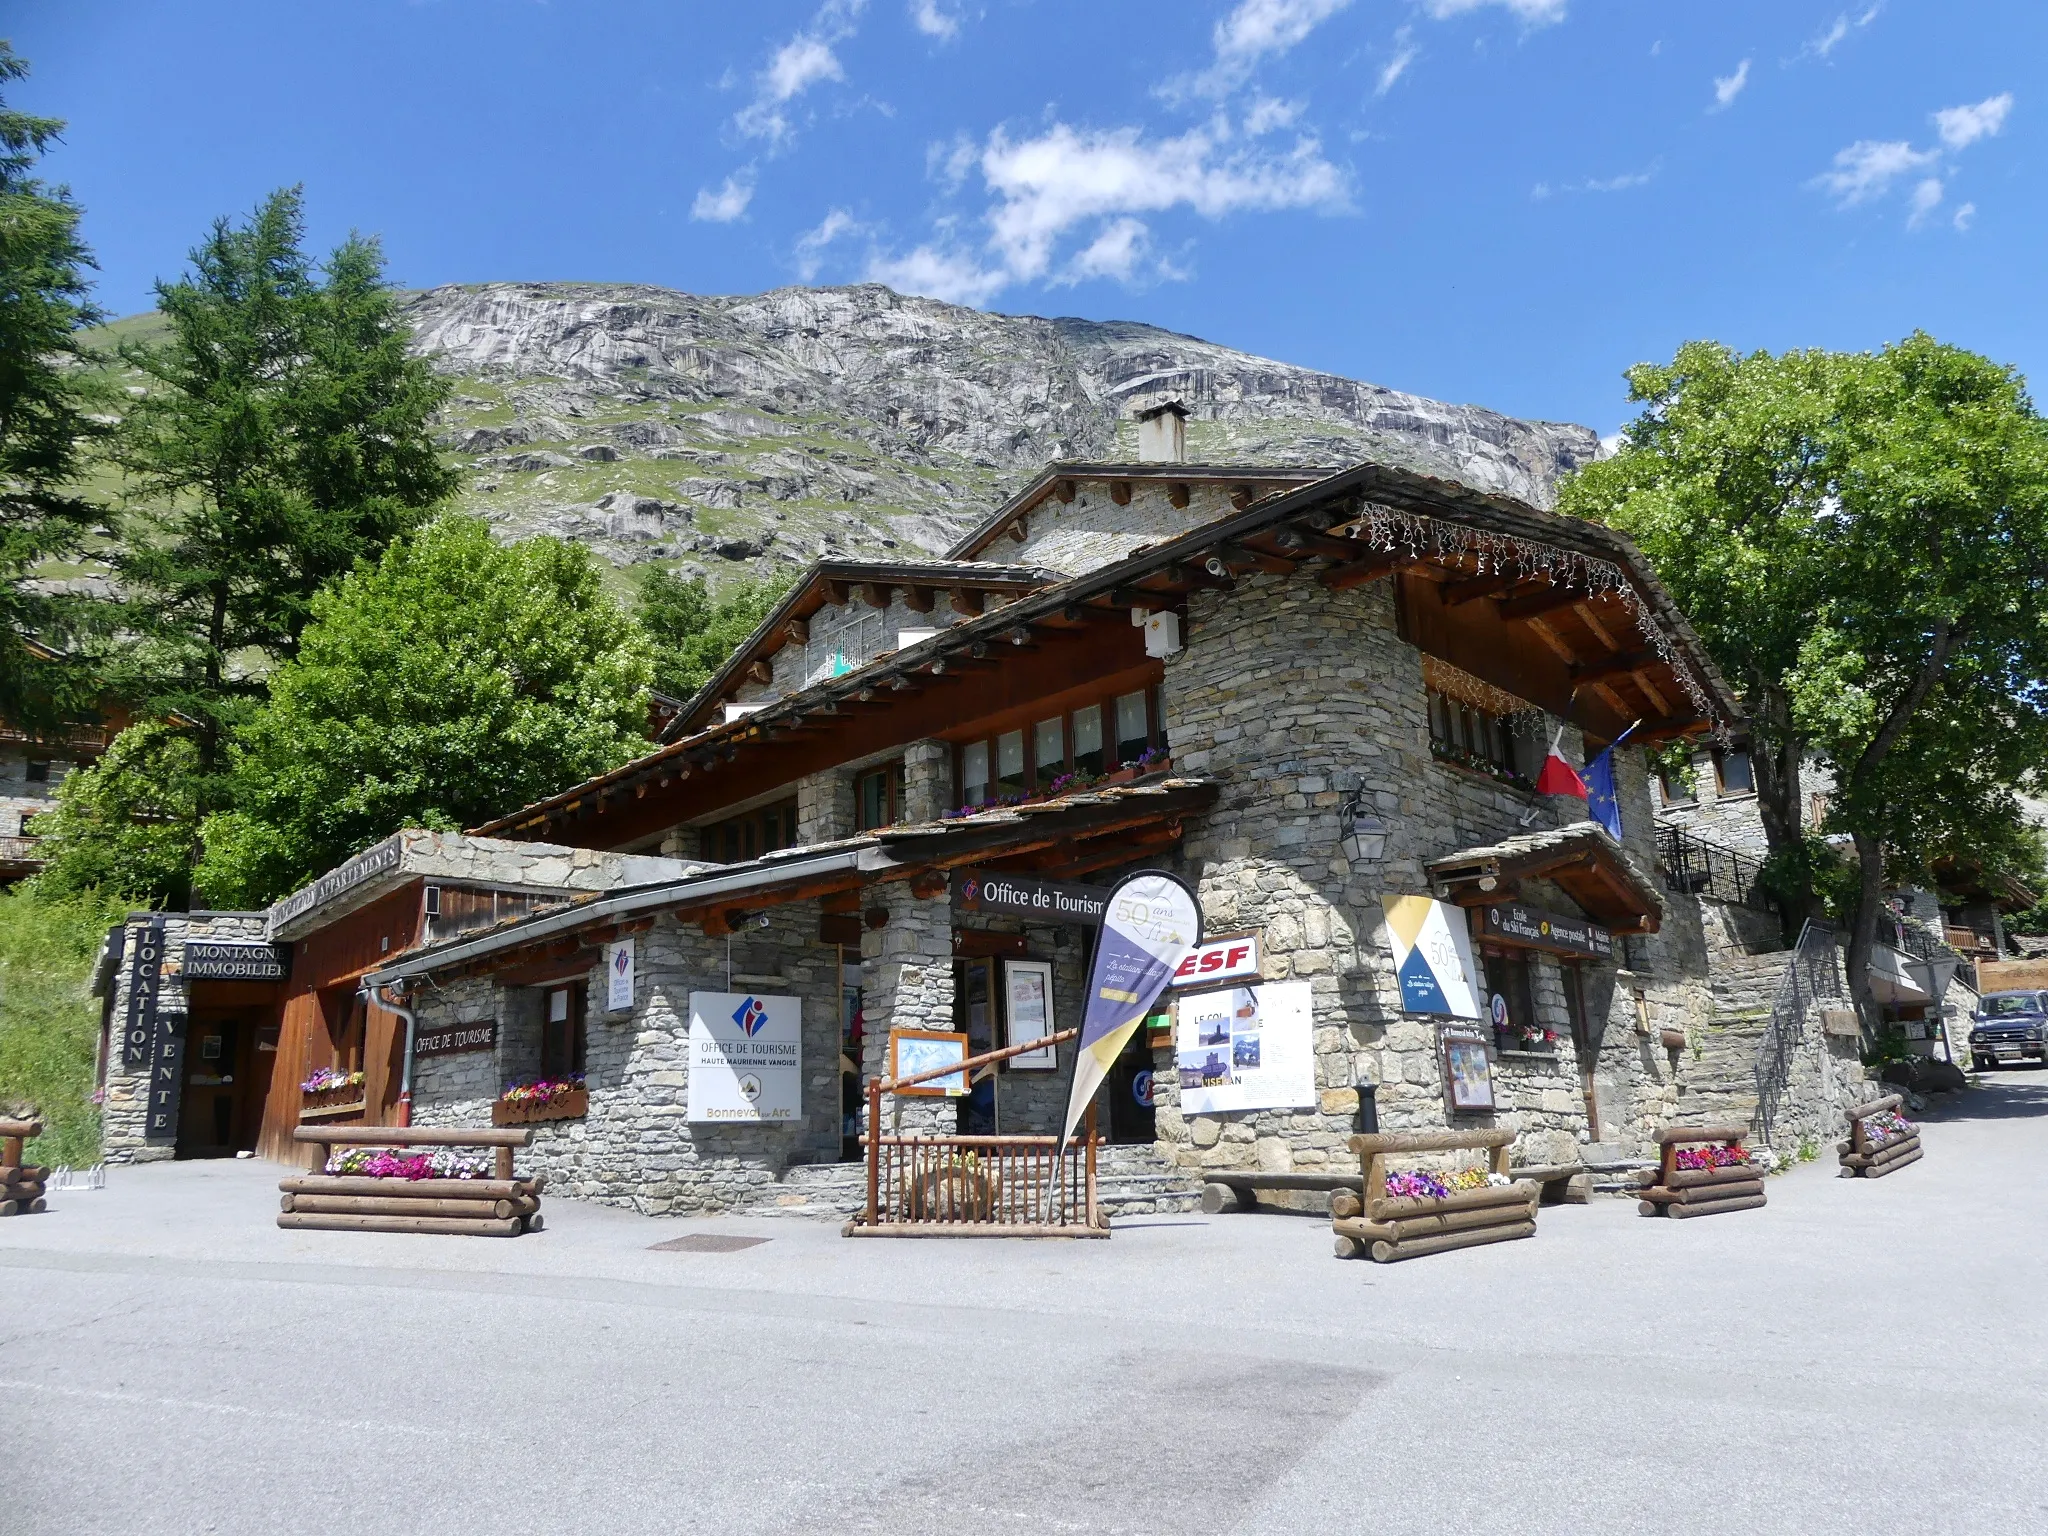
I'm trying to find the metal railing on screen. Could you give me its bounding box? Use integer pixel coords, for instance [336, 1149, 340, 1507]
[1655, 823, 1775, 912]
[1753, 921, 1846, 1146]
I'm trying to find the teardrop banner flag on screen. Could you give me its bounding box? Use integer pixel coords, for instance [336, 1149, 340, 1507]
[1060, 869, 1203, 1150]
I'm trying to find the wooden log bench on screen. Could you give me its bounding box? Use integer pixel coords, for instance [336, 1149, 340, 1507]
[1331, 1130, 1538, 1263]
[279, 1126, 544, 1237]
[1838, 1095, 1923, 1179]
[1201, 1171, 1363, 1215]
[1, 1118, 48, 1218]
[1636, 1125, 1766, 1219]
[1507, 1162, 1590, 1206]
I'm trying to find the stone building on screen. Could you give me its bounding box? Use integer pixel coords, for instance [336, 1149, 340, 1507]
[94, 444, 1883, 1204]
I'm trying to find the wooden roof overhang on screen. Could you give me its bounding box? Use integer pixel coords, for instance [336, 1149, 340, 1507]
[386, 781, 1218, 987]
[944, 461, 1337, 563]
[476, 458, 1739, 849]
[670, 558, 1066, 739]
[1427, 823, 1664, 934]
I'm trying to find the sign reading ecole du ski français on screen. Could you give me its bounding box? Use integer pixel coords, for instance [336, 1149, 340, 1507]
[687, 992, 801, 1124]
[951, 869, 1109, 926]
[606, 938, 634, 1012]
[1478, 901, 1614, 961]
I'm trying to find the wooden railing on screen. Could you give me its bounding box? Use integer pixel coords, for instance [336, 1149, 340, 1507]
[847, 1027, 1108, 1238]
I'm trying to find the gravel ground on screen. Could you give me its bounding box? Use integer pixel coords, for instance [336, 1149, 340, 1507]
[5, 1070, 2047, 1536]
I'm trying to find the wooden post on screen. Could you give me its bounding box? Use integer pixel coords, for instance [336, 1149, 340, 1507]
[495, 1144, 515, 1181]
[1084, 1102, 1099, 1229]
[865, 1076, 882, 1226]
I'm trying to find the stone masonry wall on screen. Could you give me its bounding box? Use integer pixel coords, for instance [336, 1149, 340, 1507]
[902, 739, 952, 824]
[1010, 480, 1243, 575]
[860, 882, 956, 1137]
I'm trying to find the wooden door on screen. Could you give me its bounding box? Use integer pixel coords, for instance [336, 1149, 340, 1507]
[1562, 963, 1601, 1135]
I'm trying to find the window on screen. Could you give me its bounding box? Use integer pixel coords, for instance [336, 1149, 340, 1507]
[699, 799, 798, 863]
[541, 983, 585, 1078]
[24, 759, 48, 783]
[961, 740, 991, 807]
[1714, 749, 1755, 796]
[1071, 705, 1104, 776]
[855, 762, 905, 831]
[951, 688, 1165, 810]
[1485, 951, 1550, 1051]
[1426, 686, 1528, 789]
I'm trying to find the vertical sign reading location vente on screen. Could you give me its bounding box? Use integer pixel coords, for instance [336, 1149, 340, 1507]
[687, 992, 801, 1123]
[606, 938, 634, 1012]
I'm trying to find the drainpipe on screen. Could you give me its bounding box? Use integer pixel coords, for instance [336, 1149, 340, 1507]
[377, 982, 418, 1128]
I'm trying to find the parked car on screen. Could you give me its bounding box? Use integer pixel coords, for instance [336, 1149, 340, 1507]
[1969, 991, 2048, 1069]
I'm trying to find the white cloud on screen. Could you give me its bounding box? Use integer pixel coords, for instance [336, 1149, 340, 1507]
[794, 209, 862, 277]
[1424, 0, 1569, 25]
[1376, 29, 1419, 97]
[1214, 0, 1354, 66]
[1906, 176, 1943, 229]
[1811, 139, 1939, 206]
[691, 174, 755, 223]
[1712, 59, 1750, 111]
[735, 1, 867, 145]
[1533, 165, 1657, 199]
[1243, 96, 1303, 134]
[870, 118, 1348, 305]
[909, 0, 959, 40]
[1804, 7, 1879, 61]
[1953, 201, 1977, 232]
[1934, 92, 2013, 150]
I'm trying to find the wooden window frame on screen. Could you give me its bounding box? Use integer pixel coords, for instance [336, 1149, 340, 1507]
[541, 982, 586, 1079]
[950, 687, 1167, 811]
[1425, 684, 1528, 788]
[700, 797, 799, 863]
[1713, 748, 1755, 798]
[854, 761, 905, 832]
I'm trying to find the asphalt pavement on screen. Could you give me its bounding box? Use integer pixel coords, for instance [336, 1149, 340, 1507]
[6, 1070, 2048, 1536]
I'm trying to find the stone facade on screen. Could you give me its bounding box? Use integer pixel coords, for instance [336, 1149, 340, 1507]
[1008, 480, 1245, 575]
[98, 911, 271, 1164]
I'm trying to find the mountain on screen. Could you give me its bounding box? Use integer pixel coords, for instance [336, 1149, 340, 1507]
[404, 282, 1602, 586]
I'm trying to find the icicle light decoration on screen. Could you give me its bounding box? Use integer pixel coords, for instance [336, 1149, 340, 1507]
[1337, 501, 1718, 722]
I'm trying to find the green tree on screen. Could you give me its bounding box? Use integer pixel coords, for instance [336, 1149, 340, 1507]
[0, 44, 109, 728]
[110, 186, 455, 789]
[196, 517, 653, 907]
[1562, 335, 2048, 1013]
[635, 565, 789, 702]
[30, 721, 203, 907]
[0, 882, 130, 1166]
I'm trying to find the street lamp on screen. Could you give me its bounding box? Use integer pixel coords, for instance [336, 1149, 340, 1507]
[1339, 792, 1388, 863]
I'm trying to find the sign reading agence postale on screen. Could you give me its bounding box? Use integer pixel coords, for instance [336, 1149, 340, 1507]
[951, 869, 1110, 926]
[1479, 901, 1614, 961]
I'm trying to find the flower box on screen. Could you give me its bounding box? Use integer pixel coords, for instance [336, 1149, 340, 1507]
[300, 1099, 369, 1123]
[492, 1087, 588, 1126]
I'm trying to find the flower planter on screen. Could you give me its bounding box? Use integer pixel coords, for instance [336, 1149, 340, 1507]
[300, 1099, 368, 1123]
[1659, 1027, 1687, 1051]
[1838, 1094, 1922, 1178]
[301, 1084, 367, 1122]
[492, 1088, 588, 1126]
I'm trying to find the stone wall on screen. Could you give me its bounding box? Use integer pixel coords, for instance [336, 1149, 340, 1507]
[410, 901, 843, 1212]
[859, 883, 956, 1137]
[796, 768, 856, 844]
[100, 911, 270, 1164]
[902, 739, 951, 824]
[1009, 480, 1242, 575]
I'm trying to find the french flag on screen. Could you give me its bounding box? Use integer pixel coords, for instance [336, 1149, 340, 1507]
[1534, 728, 1588, 799]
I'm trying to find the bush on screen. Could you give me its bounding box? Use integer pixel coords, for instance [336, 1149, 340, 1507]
[0, 883, 129, 1165]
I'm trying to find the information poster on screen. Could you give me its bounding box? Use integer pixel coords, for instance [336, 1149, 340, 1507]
[1174, 980, 1316, 1115]
[687, 991, 801, 1123]
[606, 938, 635, 1012]
[1381, 895, 1486, 1019]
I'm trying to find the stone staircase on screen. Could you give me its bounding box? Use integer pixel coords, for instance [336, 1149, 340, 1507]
[1681, 947, 1793, 1130]
[737, 1143, 1204, 1221]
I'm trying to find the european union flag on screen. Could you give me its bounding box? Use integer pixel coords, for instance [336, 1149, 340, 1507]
[1582, 720, 1639, 841]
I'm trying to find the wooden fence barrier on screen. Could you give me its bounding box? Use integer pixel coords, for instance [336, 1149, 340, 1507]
[1331, 1130, 1538, 1263]
[280, 1125, 542, 1237]
[1636, 1124, 1766, 1218]
[1838, 1094, 1923, 1179]
[0, 1117, 47, 1218]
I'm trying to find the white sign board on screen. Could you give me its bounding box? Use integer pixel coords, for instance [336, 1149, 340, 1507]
[1174, 980, 1316, 1116]
[606, 938, 635, 1012]
[1168, 932, 1261, 991]
[1381, 895, 1486, 1019]
[687, 991, 801, 1123]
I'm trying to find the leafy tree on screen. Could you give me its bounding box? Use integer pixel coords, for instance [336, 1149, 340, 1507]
[0, 44, 109, 728]
[195, 517, 653, 907]
[31, 721, 203, 907]
[0, 882, 130, 1166]
[1561, 334, 2048, 1013]
[109, 186, 455, 788]
[635, 565, 789, 702]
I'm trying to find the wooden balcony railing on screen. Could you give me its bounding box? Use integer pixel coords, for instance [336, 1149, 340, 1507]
[847, 1027, 1107, 1239]
[0, 835, 43, 867]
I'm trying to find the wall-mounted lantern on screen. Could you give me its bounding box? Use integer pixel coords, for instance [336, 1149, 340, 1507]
[1339, 792, 1389, 864]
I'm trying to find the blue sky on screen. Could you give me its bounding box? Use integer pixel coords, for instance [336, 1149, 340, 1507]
[12, 0, 2041, 434]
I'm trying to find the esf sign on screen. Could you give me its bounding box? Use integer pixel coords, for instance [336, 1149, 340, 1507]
[1169, 933, 1261, 990]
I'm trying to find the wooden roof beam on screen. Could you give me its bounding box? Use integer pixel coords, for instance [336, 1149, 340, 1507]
[1167, 482, 1190, 510]
[1497, 583, 1591, 621]
[859, 581, 893, 609]
[949, 588, 984, 618]
[1274, 526, 1366, 561]
[1318, 553, 1409, 593]
[1442, 572, 1527, 607]
[1570, 648, 1661, 684]
[903, 586, 936, 614]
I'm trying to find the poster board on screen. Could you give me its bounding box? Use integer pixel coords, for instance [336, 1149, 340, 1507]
[1174, 980, 1316, 1115]
[606, 938, 635, 1011]
[1001, 958, 1058, 1070]
[890, 1029, 970, 1096]
[1381, 895, 1486, 1018]
[687, 992, 801, 1123]
[1440, 1022, 1496, 1112]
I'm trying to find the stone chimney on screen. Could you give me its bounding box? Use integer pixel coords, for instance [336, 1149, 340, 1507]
[1134, 400, 1189, 463]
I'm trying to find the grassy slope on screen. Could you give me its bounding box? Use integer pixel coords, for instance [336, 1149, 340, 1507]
[0, 885, 129, 1166]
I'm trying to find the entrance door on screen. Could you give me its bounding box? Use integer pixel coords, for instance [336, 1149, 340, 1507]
[177, 1008, 276, 1158]
[1106, 1026, 1156, 1144]
[954, 958, 999, 1134]
[1561, 963, 1601, 1135]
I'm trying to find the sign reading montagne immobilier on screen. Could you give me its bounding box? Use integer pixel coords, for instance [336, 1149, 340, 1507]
[181, 941, 292, 981]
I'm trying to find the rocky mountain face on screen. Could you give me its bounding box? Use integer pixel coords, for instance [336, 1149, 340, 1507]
[405, 282, 1602, 586]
